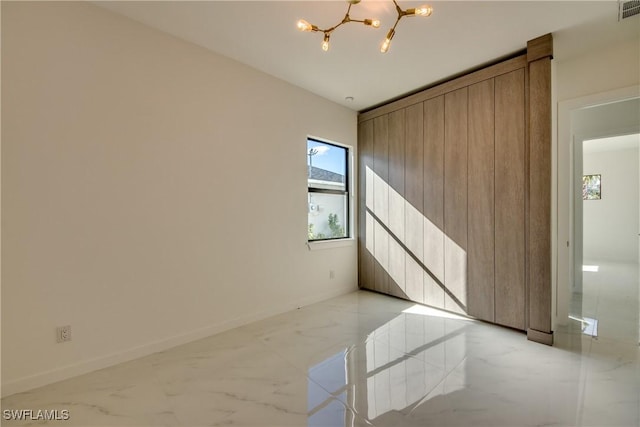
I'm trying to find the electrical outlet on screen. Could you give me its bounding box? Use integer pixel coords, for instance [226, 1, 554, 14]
[329, 270, 335, 279]
[56, 325, 71, 343]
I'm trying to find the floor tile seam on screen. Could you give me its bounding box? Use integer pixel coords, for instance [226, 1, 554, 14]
[310, 384, 385, 427]
[404, 354, 470, 419]
[304, 360, 406, 426]
[368, 337, 452, 374]
[252, 331, 351, 380]
[314, 391, 376, 427]
[305, 375, 356, 415]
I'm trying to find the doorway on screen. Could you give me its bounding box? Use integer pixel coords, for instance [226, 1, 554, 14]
[565, 97, 640, 346]
[573, 132, 640, 344]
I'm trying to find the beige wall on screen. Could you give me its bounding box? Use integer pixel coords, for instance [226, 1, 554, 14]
[1, 2, 357, 395]
[555, 37, 640, 103]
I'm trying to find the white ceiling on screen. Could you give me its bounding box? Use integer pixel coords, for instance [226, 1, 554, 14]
[96, 1, 638, 111]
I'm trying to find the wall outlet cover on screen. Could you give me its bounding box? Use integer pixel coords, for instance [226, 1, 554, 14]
[56, 325, 71, 343]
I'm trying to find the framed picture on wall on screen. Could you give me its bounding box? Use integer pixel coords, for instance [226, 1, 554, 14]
[583, 174, 601, 200]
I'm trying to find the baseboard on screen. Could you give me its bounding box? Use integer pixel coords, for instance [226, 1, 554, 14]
[527, 328, 554, 346]
[1, 285, 355, 398]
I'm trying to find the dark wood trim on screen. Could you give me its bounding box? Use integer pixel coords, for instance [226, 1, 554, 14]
[523, 60, 531, 331]
[527, 328, 553, 346]
[527, 52, 552, 335]
[358, 55, 527, 123]
[527, 33, 553, 63]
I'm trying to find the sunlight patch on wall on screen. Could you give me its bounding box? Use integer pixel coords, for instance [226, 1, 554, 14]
[364, 166, 467, 313]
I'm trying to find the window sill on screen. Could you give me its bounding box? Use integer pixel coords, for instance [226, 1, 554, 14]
[307, 238, 355, 251]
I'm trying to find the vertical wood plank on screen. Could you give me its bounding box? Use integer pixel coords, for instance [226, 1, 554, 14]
[444, 88, 468, 314]
[358, 120, 374, 290]
[373, 115, 390, 294]
[529, 58, 552, 335]
[404, 103, 424, 303]
[423, 96, 445, 309]
[495, 69, 526, 330]
[388, 110, 405, 196]
[424, 97, 445, 230]
[405, 103, 424, 213]
[387, 110, 406, 298]
[467, 79, 495, 322]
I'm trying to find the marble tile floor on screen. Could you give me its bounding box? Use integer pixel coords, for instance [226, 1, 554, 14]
[2, 290, 639, 427]
[568, 261, 639, 346]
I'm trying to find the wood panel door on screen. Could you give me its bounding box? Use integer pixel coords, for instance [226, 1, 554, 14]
[373, 115, 390, 294]
[423, 96, 445, 309]
[495, 69, 526, 330]
[467, 79, 496, 322]
[358, 119, 374, 290]
[387, 110, 406, 298]
[444, 88, 468, 314]
[404, 103, 424, 303]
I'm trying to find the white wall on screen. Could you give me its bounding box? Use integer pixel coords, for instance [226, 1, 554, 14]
[1, 2, 357, 396]
[583, 147, 639, 263]
[554, 17, 640, 326]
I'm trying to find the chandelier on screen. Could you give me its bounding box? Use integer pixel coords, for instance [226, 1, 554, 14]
[296, 0, 433, 54]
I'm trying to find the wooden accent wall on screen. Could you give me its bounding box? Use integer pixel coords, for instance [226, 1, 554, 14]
[357, 34, 554, 345]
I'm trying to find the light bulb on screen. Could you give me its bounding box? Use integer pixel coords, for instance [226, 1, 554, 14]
[380, 38, 391, 53]
[365, 19, 381, 28]
[322, 34, 330, 51]
[380, 28, 394, 53]
[297, 19, 313, 32]
[415, 5, 433, 16]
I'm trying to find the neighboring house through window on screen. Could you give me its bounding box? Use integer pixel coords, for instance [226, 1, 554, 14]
[307, 138, 349, 241]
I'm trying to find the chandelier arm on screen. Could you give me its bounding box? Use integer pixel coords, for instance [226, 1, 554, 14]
[393, 0, 403, 15]
[321, 23, 340, 34]
[391, 15, 401, 32]
[320, 3, 378, 34]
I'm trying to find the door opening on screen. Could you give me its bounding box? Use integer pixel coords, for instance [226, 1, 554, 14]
[571, 132, 639, 344]
[567, 97, 640, 345]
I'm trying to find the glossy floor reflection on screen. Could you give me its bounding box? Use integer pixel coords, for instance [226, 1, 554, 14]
[3, 290, 639, 426]
[569, 261, 639, 346]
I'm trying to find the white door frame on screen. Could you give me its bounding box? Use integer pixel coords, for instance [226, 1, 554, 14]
[555, 85, 640, 327]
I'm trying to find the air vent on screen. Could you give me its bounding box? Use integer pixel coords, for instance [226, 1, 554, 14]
[619, 0, 640, 20]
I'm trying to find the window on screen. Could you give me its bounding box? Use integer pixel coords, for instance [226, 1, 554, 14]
[307, 138, 349, 241]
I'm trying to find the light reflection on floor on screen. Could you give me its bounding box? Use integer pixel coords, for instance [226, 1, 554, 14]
[2, 289, 639, 426]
